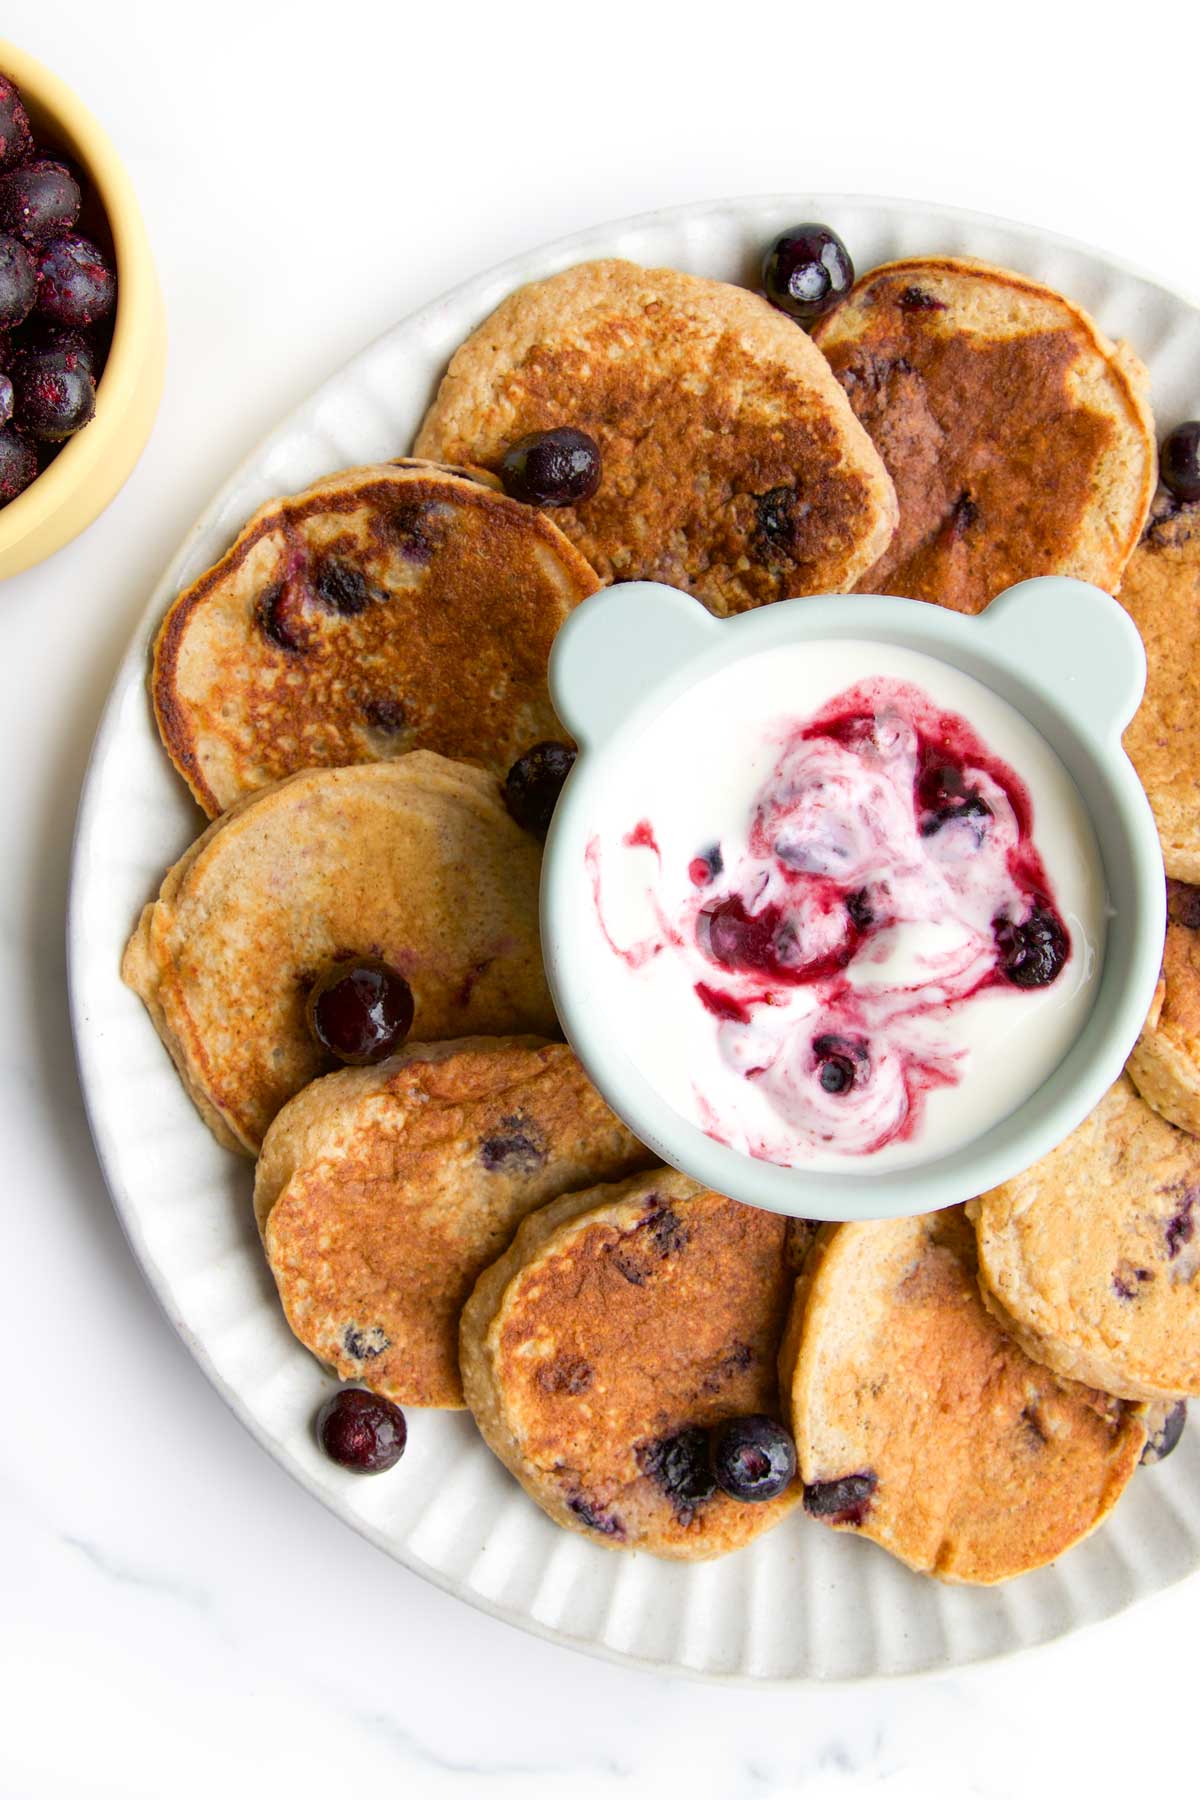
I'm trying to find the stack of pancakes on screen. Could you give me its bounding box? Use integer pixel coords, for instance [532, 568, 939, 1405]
[125, 246, 1200, 1583]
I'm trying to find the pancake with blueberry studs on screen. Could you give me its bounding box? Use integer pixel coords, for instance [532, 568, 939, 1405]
[1121, 494, 1200, 882]
[780, 1208, 1145, 1584]
[151, 462, 599, 818]
[460, 1170, 807, 1559]
[968, 1076, 1200, 1401]
[1128, 879, 1200, 1136]
[122, 753, 555, 1155]
[255, 1038, 655, 1408]
[810, 257, 1156, 614]
[414, 259, 898, 616]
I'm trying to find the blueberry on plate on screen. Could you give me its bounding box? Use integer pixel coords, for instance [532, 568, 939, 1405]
[1160, 422, 1200, 505]
[316, 1388, 407, 1472]
[306, 956, 414, 1065]
[710, 1415, 797, 1502]
[503, 741, 577, 836]
[500, 427, 601, 507]
[762, 224, 854, 328]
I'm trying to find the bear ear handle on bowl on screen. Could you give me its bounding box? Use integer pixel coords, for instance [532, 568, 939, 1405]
[550, 572, 1149, 752]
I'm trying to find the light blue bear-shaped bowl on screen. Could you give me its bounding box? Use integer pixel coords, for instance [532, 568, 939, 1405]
[540, 576, 1165, 1221]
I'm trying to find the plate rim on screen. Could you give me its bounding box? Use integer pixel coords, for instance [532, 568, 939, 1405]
[67, 190, 1200, 1684]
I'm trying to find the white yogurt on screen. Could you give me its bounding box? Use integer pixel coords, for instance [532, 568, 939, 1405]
[584, 640, 1106, 1171]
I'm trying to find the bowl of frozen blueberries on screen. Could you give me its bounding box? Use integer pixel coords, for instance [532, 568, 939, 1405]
[0, 40, 165, 579]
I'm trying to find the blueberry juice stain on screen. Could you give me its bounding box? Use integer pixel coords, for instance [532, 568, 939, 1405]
[589, 674, 1075, 1161]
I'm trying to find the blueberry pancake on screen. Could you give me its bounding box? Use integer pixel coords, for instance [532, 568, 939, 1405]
[968, 1076, 1200, 1400]
[460, 1170, 806, 1559]
[122, 754, 554, 1155]
[415, 259, 898, 616]
[256, 1039, 655, 1407]
[780, 1209, 1145, 1584]
[1121, 496, 1200, 880]
[811, 257, 1156, 614]
[1127, 879, 1200, 1136]
[152, 462, 599, 818]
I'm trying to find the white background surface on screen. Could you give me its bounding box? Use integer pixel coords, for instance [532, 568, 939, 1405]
[5, 2, 1199, 1794]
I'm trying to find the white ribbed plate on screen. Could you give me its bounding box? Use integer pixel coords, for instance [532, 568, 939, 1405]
[69, 197, 1200, 1681]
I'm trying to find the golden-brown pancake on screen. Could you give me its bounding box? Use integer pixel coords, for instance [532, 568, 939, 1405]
[460, 1170, 805, 1559]
[256, 1039, 655, 1407]
[415, 259, 898, 615]
[780, 1209, 1145, 1583]
[152, 462, 598, 817]
[811, 257, 1156, 613]
[122, 754, 555, 1155]
[1127, 879, 1200, 1136]
[968, 1076, 1200, 1401]
[1121, 496, 1200, 880]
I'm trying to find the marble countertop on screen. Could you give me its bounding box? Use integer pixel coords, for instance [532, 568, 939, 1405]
[5, 4, 1197, 1794]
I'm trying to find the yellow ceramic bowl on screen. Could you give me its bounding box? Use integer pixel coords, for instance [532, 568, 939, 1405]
[0, 40, 166, 579]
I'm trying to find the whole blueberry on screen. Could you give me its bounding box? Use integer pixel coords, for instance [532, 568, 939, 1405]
[710, 1415, 797, 1503]
[12, 345, 96, 440]
[14, 322, 96, 380]
[0, 234, 36, 329]
[0, 76, 32, 170]
[0, 425, 37, 502]
[503, 740, 576, 836]
[306, 956, 415, 1064]
[1160, 423, 1200, 505]
[500, 427, 601, 507]
[0, 371, 11, 427]
[35, 234, 116, 328]
[0, 160, 82, 245]
[762, 224, 855, 328]
[316, 1387, 407, 1473]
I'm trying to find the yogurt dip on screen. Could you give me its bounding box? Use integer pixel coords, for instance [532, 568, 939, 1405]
[585, 640, 1105, 1171]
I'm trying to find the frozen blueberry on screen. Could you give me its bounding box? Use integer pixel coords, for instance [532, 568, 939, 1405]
[710, 1415, 797, 1503]
[13, 322, 96, 379]
[0, 233, 36, 329]
[316, 1387, 406, 1472]
[35, 234, 116, 328]
[1141, 1400, 1187, 1466]
[0, 76, 32, 170]
[306, 956, 415, 1064]
[503, 740, 576, 836]
[500, 427, 601, 507]
[11, 345, 95, 440]
[0, 371, 10, 426]
[762, 223, 854, 328]
[0, 424, 36, 501]
[994, 905, 1068, 988]
[0, 160, 82, 245]
[1160, 423, 1200, 505]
